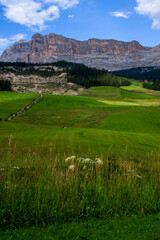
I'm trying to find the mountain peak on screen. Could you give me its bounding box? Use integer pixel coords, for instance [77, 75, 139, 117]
[32, 33, 43, 39]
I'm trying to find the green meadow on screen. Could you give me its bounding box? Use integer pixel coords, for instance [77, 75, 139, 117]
[0, 92, 38, 120]
[1, 84, 160, 237]
[1, 86, 160, 164]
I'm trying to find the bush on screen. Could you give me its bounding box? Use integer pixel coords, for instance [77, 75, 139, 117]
[143, 80, 160, 91]
[0, 79, 12, 91]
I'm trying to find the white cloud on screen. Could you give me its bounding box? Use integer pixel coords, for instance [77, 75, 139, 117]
[44, 0, 79, 10]
[135, 0, 160, 29]
[0, 38, 10, 49]
[0, 0, 79, 30]
[111, 11, 131, 19]
[0, 0, 59, 30]
[0, 33, 26, 55]
[10, 33, 26, 42]
[68, 15, 74, 18]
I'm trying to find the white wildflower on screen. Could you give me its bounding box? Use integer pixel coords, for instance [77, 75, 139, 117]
[68, 165, 75, 171]
[0, 168, 5, 171]
[12, 166, 20, 170]
[82, 158, 93, 164]
[78, 157, 92, 163]
[65, 156, 76, 162]
[78, 157, 85, 162]
[95, 158, 103, 165]
[78, 157, 103, 166]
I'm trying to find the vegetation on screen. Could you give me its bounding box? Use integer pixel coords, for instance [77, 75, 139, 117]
[68, 64, 131, 88]
[113, 66, 160, 82]
[1, 214, 160, 239]
[114, 66, 160, 91]
[0, 61, 131, 87]
[143, 80, 160, 91]
[0, 79, 11, 91]
[1, 150, 160, 228]
[0, 61, 74, 78]
[0, 81, 160, 240]
[0, 91, 38, 119]
[1, 85, 160, 230]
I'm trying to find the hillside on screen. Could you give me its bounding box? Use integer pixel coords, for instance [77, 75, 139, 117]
[0, 62, 131, 94]
[0, 62, 83, 95]
[1, 84, 160, 228]
[113, 66, 160, 81]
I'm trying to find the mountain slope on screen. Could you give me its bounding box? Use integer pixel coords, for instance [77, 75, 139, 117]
[0, 33, 160, 70]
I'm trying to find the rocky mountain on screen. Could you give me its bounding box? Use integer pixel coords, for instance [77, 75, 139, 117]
[1, 33, 160, 71]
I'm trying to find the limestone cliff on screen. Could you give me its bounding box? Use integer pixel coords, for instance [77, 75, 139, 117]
[1, 33, 160, 71]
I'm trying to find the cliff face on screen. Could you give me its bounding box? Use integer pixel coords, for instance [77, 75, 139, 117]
[0, 33, 160, 71]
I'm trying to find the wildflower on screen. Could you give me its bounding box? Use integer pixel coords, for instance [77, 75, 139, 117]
[0, 168, 5, 171]
[95, 158, 103, 165]
[78, 157, 84, 162]
[82, 158, 93, 164]
[78, 157, 103, 165]
[68, 165, 75, 170]
[65, 156, 76, 162]
[12, 166, 20, 170]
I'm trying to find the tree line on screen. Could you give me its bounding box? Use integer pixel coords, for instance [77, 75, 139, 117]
[113, 66, 160, 82]
[0, 61, 74, 78]
[0, 61, 132, 91]
[67, 64, 131, 88]
[143, 80, 160, 91]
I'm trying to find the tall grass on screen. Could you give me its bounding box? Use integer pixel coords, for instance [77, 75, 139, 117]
[1, 142, 160, 228]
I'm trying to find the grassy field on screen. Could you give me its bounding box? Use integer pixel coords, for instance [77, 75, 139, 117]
[0, 92, 38, 120]
[0, 84, 160, 236]
[1, 214, 160, 240]
[1, 86, 160, 165]
[121, 79, 160, 96]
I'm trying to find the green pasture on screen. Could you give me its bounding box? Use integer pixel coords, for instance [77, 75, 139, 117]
[81, 86, 160, 106]
[121, 80, 160, 96]
[0, 91, 38, 120]
[1, 85, 160, 228]
[1, 86, 160, 166]
[81, 85, 158, 99]
[1, 214, 160, 240]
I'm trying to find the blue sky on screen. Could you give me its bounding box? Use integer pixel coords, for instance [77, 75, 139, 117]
[0, 0, 160, 55]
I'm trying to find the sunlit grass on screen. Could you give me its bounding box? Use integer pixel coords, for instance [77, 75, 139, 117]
[0, 91, 38, 119]
[1, 86, 160, 227]
[1, 144, 160, 227]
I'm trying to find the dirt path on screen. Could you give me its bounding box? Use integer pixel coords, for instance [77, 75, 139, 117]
[5, 94, 43, 121]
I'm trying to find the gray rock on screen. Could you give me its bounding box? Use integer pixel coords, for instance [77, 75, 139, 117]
[1, 33, 160, 70]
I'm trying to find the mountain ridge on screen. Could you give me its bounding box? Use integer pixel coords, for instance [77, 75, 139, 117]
[0, 33, 160, 71]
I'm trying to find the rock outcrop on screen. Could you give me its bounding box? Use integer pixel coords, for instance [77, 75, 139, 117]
[0, 65, 84, 95]
[1, 33, 160, 71]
